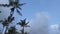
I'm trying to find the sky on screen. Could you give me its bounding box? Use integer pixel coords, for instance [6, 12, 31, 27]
[0, 0, 60, 34]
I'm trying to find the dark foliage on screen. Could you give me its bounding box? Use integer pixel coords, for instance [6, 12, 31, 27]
[17, 18, 30, 34]
[0, 0, 30, 34]
[0, 11, 1, 13]
[0, 0, 26, 16]
[17, 18, 30, 27]
[1, 14, 14, 26]
[7, 26, 17, 34]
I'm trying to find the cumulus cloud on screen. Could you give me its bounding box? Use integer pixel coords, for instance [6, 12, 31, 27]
[30, 11, 50, 34]
[35, 12, 50, 25]
[49, 24, 60, 34]
[50, 24, 59, 31]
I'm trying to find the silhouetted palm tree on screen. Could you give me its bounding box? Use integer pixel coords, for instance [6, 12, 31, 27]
[2, 14, 14, 26]
[7, 26, 17, 34]
[0, 14, 14, 34]
[17, 18, 30, 34]
[0, 0, 25, 15]
[24, 32, 29, 34]
[20, 29, 29, 34]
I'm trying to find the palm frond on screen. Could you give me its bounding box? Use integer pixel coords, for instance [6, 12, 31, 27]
[22, 18, 26, 23]
[9, 17, 14, 22]
[19, 3, 26, 6]
[17, 6, 22, 10]
[17, 22, 22, 25]
[0, 4, 10, 7]
[8, 16, 12, 22]
[10, 14, 13, 17]
[0, 20, 3, 22]
[16, 9, 22, 16]
[7, 14, 13, 21]
[18, 18, 30, 27]
[25, 25, 30, 27]
[25, 22, 29, 25]
[0, 11, 1, 13]
[11, 7, 15, 11]
[10, 7, 15, 15]
[2, 20, 8, 26]
[7, 26, 17, 34]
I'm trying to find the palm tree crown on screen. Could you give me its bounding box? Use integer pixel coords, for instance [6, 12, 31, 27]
[17, 18, 30, 27]
[7, 26, 17, 34]
[0, 14, 14, 26]
[0, 0, 25, 15]
[17, 18, 30, 34]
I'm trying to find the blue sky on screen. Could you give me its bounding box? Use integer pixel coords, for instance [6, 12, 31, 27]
[20, 0, 60, 24]
[20, 0, 60, 34]
[0, 0, 60, 34]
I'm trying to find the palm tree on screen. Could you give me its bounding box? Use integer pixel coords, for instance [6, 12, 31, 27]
[20, 30, 29, 34]
[7, 26, 17, 34]
[17, 18, 30, 34]
[0, 0, 25, 15]
[0, 14, 14, 34]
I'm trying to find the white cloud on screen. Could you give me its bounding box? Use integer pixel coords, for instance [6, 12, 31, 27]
[36, 12, 49, 19]
[50, 24, 59, 31]
[30, 11, 50, 34]
[35, 12, 50, 24]
[49, 24, 60, 34]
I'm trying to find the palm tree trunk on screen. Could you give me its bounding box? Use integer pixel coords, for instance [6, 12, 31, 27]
[22, 26, 24, 34]
[4, 26, 8, 34]
[2, 26, 5, 34]
[2, 26, 7, 34]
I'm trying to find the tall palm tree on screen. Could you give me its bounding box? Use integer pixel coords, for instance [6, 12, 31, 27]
[20, 29, 29, 34]
[0, 14, 14, 34]
[0, 0, 25, 15]
[17, 18, 30, 34]
[7, 26, 17, 34]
